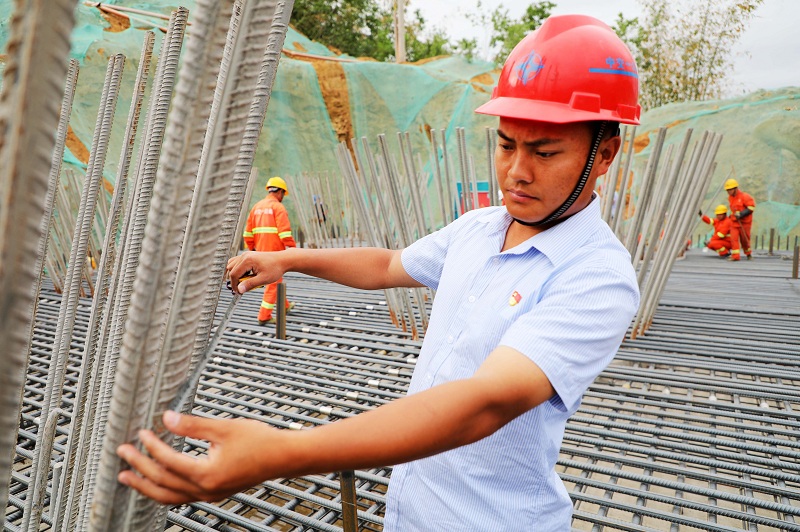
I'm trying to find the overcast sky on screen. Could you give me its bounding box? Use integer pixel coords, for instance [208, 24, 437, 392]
[406, 0, 799, 96]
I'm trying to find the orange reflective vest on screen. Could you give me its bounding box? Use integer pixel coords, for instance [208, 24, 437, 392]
[701, 214, 732, 239]
[727, 190, 755, 221]
[243, 195, 296, 252]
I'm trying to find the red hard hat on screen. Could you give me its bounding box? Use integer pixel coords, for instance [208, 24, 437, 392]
[476, 14, 641, 125]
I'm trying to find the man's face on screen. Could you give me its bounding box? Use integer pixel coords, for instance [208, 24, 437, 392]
[727, 187, 737, 197]
[716, 213, 727, 221]
[494, 118, 619, 224]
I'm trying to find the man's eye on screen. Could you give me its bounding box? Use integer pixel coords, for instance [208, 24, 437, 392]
[537, 152, 556, 158]
[499, 143, 513, 151]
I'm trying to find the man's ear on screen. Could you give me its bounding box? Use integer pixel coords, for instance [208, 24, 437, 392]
[597, 135, 622, 174]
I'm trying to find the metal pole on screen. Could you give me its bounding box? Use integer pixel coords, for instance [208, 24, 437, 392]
[792, 246, 799, 279]
[394, 0, 406, 62]
[769, 228, 775, 255]
[339, 470, 358, 532]
[276, 282, 287, 340]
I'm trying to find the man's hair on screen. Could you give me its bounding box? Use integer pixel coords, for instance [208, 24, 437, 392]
[594, 121, 621, 139]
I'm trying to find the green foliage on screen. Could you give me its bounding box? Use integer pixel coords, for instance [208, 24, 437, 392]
[616, 0, 765, 110]
[404, 10, 451, 62]
[465, 1, 554, 65]
[290, 0, 458, 62]
[291, 0, 391, 59]
[488, 2, 555, 64]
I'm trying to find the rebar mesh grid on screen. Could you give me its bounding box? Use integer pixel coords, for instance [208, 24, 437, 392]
[7, 249, 800, 531]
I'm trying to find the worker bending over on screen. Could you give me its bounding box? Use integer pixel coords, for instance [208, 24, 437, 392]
[699, 205, 734, 258]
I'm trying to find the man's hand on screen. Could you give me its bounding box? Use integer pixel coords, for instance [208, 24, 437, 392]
[734, 210, 741, 219]
[117, 412, 290, 505]
[697, 210, 703, 217]
[226, 251, 286, 294]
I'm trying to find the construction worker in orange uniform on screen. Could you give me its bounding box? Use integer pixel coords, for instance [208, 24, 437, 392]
[243, 177, 296, 324]
[699, 205, 733, 258]
[725, 178, 755, 260]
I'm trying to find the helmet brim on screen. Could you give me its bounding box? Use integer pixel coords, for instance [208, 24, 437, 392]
[475, 96, 640, 126]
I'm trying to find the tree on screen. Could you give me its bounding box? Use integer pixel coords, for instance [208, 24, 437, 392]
[291, 0, 393, 59]
[613, 0, 764, 110]
[404, 10, 452, 62]
[464, 1, 554, 65]
[290, 0, 460, 62]
[488, 1, 554, 64]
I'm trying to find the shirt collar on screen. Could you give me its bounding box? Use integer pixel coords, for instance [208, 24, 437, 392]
[476, 197, 603, 266]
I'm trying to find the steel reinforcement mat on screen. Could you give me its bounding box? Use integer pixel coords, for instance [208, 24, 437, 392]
[7, 248, 800, 531]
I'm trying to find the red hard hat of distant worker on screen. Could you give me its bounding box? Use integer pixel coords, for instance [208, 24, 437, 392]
[476, 14, 641, 125]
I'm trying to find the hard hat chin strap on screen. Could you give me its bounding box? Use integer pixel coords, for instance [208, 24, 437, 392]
[513, 121, 608, 228]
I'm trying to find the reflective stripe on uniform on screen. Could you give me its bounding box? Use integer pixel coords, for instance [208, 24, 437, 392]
[243, 230, 253, 238]
[261, 301, 275, 310]
[253, 227, 278, 234]
[279, 231, 293, 239]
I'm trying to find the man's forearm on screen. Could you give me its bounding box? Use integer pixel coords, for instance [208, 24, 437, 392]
[278, 247, 419, 290]
[272, 377, 517, 478]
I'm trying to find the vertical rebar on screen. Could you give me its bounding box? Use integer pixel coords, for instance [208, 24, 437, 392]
[276, 282, 287, 340]
[339, 470, 358, 532]
[58, 31, 154, 532]
[612, 127, 637, 236]
[0, 0, 78, 513]
[24, 52, 125, 532]
[769, 228, 775, 255]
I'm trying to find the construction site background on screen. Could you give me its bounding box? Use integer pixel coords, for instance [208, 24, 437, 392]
[0, 1, 798, 240]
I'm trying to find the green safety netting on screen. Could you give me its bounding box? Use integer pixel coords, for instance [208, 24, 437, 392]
[627, 88, 800, 242]
[0, 1, 797, 239]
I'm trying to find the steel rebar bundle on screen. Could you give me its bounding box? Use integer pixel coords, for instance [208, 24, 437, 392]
[0, 0, 80, 515]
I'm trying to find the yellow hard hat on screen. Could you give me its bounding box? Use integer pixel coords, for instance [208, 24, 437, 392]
[723, 178, 739, 190]
[714, 205, 728, 215]
[266, 176, 288, 194]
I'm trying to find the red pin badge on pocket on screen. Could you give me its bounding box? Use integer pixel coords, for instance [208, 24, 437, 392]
[509, 290, 522, 306]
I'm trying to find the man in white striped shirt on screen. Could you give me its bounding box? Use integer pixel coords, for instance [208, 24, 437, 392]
[119, 14, 641, 531]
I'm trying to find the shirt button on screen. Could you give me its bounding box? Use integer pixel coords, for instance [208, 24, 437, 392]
[468, 295, 476, 303]
[493, 258, 499, 264]
[447, 335, 454, 344]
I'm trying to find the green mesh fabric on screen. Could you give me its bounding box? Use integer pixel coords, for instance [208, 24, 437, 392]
[628, 88, 800, 242]
[0, 1, 797, 240]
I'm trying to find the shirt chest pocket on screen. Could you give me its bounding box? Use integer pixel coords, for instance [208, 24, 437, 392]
[459, 290, 539, 363]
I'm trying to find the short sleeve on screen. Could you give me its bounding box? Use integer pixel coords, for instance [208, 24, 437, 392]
[401, 213, 481, 290]
[500, 263, 639, 412]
